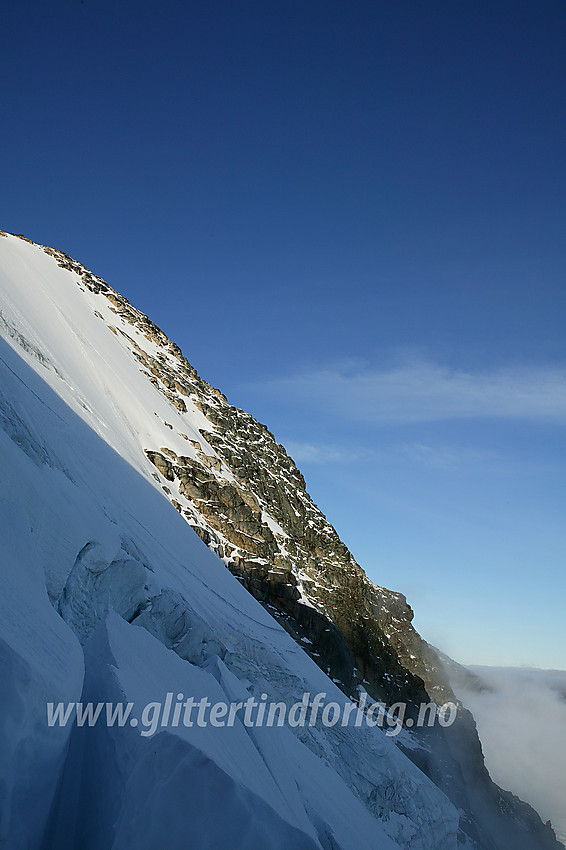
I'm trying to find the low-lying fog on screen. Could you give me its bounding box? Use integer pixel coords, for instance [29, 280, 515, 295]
[451, 665, 566, 846]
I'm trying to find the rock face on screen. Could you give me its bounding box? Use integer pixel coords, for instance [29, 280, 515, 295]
[1, 231, 560, 849]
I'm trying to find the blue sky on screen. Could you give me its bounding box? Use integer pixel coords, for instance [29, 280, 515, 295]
[2, 0, 565, 667]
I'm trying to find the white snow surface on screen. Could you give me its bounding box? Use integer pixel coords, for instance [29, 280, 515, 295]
[0, 233, 459, 849]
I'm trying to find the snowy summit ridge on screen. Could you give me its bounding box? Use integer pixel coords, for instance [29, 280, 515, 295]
[0, 231, 560, 849]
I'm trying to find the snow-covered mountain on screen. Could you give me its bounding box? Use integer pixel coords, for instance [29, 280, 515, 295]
[0, 231, 559, 849]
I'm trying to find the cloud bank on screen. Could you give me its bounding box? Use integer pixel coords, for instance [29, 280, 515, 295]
[452, 666, 566, 846]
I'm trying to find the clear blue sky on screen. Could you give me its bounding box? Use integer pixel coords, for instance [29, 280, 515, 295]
[2, 0, 565, 667]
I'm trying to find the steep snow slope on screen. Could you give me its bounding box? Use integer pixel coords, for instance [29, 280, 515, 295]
[0, 233, 460, 848]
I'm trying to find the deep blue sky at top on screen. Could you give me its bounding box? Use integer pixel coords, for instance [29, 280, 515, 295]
[2, 1, 565, 666]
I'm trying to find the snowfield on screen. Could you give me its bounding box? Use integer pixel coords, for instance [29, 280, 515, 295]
[0, 232, 462, 848]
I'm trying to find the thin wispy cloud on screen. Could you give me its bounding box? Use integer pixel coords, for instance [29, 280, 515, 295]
[254, 357, 566, 424]
[284, 440, 500, 471]
[284, 441, 361, 464]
